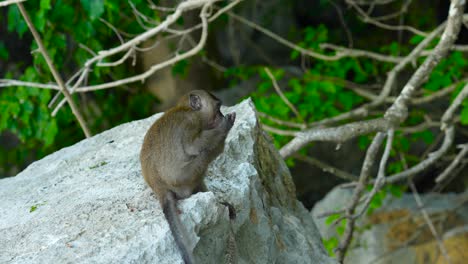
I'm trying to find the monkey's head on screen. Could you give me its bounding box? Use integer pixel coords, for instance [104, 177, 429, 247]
[181, 90, 236, 131]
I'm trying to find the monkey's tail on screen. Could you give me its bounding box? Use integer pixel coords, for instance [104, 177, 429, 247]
[163, 191, 195, 264]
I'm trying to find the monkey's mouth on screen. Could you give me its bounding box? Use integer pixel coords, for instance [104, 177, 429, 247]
[207, 111, 223, 129]
[215, 111, 224, 125]
[209, 111, 235, 129]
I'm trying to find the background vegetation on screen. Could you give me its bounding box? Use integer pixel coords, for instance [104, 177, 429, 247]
[1, 0, 467, 262]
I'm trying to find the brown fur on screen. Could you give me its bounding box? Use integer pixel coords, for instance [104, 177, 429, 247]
[140, 90, 235, 264]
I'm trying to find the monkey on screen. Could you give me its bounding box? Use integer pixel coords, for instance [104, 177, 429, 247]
[140, 90, 236, 264]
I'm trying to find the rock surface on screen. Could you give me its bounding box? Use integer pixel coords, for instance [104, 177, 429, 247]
[312, 187, 468, 264]
[0, 99, 336, 264]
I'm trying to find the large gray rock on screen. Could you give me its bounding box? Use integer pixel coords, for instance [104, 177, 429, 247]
[312, 187, 468, 264]
[0, 99, 336, 264]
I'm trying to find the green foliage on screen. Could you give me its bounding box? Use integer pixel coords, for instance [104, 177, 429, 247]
[461, 99, 468, 125]
[0, 1, 159, 177]
[226, 20, 466, 176]
[227, 25, 371, 148]
[322, 213, 346, 256]
[323, 236, 338, 257]
[172, 59, 190, 78]
[365, 185, 404, 215]
[0, 42, 8, 60]
[1, 2, 466, 182]
[290, 25, 328, 60]
[322, 184, 404, 255]
[425, 52, 467, 91]
[80, 0, 105, 20]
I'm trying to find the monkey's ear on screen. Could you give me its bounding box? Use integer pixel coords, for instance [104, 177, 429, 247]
[189, 94, 202, 110]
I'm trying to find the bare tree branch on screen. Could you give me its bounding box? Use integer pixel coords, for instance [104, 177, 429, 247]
[228, 11, 416, 63]
[409, 181, 452, 264]
[280, 1, 465, 159]
[385, 126, 455, 184]
[346, 0, 428, 36]
[0, 0, 25, 7]
[261, 124, 297, 136]
[354, 129, 394, 219]
[435, 143, 468, 184]
[0, 80, 59, 90]
[442, 83, 468, 128]
[293, 154, 359, 181]
[412, 78, 468, 105]
[336, 132, 386, 262]
[50, 0, 221, 114]
[258, 112, 305, 129]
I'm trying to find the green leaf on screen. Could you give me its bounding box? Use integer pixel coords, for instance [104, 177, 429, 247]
[325, 214, 340, 226]
[460, 106, 468, 125]
[172, 59, 189, 77]
[80, 0, 105, 20]
[7, 6, 28, 38]
[288, 78, 301, 89]
[258, 81, 272, 93]
[388, 185, 403, 198]
[409, 35, 424, 45]
[323, 237, 338, 257]
[358, 135, 371, 150]
[34, 12, 47, 33]
[412, 130, 434, 144]
[0, 42, 9, 60]
[388, 161, 403, 174]
[290, 50, 300, 60]
[30, 205, 38, 212]
[40, 0, 52, 10]
[43, 120, 58, 147]
[336, 219, 347, 235]
[399, 137, 410, 151]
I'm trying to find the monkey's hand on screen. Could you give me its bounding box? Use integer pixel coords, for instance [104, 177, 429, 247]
[225, 112, 236, 130]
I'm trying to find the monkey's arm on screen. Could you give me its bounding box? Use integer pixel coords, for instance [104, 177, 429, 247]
[189, 129, 227, 154]
[183, 113, 235, 157]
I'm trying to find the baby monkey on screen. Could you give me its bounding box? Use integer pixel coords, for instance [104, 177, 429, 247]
[140, 90, 236, 264]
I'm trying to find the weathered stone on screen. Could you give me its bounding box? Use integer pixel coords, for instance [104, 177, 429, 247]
[0, 99, 335, 264]
[312, 187, 468, 264]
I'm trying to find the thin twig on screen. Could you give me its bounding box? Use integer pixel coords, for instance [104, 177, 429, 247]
[280, 0, 465, 159]
[336, 132, 386, 262]
[435, 143, 468, 183]
[442, 83, 468, 129]
[413, 79, 468, 105]
[328, 0, 353, 48]
[354, 129, 394, 219]
[230, 11, 415, 63]
[0, 0, 25, 7]
[261, 124, 297, 136]
[384, 126, 455, 184]
[293, 154, 359, 181]
[99, 18, 125, 45]
[264, 67, 304, 123]
[408, 180, 452, 264]
[258, 112, 305, 129]
[16, 3, 91, 138]
[346, 0, 428, 36]
[0, 79, 59, 90]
